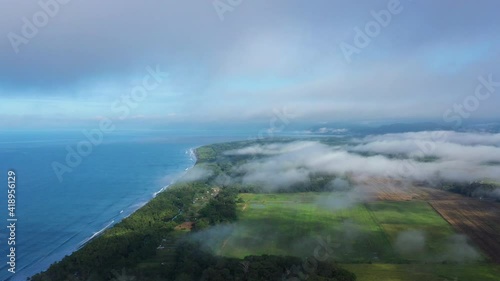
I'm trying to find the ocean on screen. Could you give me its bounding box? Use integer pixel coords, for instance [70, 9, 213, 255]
[0, 130, 247, 281]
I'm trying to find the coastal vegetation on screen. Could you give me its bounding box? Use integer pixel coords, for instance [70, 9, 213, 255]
[31, 140, 500, 281]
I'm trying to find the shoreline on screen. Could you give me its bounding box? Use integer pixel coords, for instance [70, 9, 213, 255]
[153, 147, 198, 198]
[28, 146, 200, 280]
[78, 147, 198, 248]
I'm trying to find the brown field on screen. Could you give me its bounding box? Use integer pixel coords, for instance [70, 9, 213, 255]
[429, 199, 500, 263]
[419, 187, 466, 201]
[353, 177, 431, 201]
[373, 186, 433, 201]
[174, 221, 194, 231]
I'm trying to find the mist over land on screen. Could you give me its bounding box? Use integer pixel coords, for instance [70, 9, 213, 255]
[221, 131, 500, 191]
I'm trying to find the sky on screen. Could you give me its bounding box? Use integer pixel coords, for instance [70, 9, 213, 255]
[0, 0, 499, 129]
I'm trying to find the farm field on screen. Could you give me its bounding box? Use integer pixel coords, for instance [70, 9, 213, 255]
[365, 201, 482, 262]
[430, 199, 500, 263]
[210, 192, 499, 281]
[217, 192, 396, 263]
[220, 193, 479, 263]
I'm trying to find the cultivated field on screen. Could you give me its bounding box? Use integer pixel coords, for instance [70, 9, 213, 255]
[207, 192, 500, 281]
[218, 193, 396, 263]
[365, 201, 464, 262]
[222, 194, 483, 263]
[430, 199, 500, 264]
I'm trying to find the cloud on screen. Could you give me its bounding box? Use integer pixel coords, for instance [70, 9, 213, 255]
[441, 234, 481, 263]
[1, 1, 500, 127]
[188, 223, 239, 253]
[327, 178, 351, 191]
[394, 230, 427, 255]
[240, 166, 310, 190]
[361, 131, 500, 147]
[225, 141, 318, 156]
[315, 187, 370, 210]
[178, 166, 214, 183]
[351, 139, 500, 163]
[393, 230, 481, 263]
[157, 165, 214, 187]
[227, 132, 500, 191]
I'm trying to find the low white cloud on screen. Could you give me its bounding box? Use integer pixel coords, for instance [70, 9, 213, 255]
[441, 234, 481, 262]
[316, 127, 348, 134]
[315, 187, 370, 211]
[228, 132, 500, 191]
[178, 166, 214, 183]
[394, 230, 427, 255]
[361, 131, 500, 147]
[327, 178, 351, 191]
[225, 141, 318, 156]
[358, 131, 500, 158]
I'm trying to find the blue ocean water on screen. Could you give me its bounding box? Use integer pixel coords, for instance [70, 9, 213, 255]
[0, 130, 247, 281]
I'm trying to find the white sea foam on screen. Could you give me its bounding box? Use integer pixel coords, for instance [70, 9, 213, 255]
[78, 220, 115, 247]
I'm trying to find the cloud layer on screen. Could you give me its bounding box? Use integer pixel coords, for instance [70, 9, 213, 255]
[226, 131, 500, 191]
[1, 1, 499, 128]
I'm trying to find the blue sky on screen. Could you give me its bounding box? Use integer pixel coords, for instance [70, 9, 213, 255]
[0, 0, 499, 129]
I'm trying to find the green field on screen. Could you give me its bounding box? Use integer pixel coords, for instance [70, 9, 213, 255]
[216, 193, 395, 262]
[365, 201, 471, 262]
[208, 193, 499, 281]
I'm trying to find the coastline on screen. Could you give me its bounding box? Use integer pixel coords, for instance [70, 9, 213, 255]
[28, 146, 200, 280]
[153, 147, 198, 198]
[78, 147, 198, 248]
